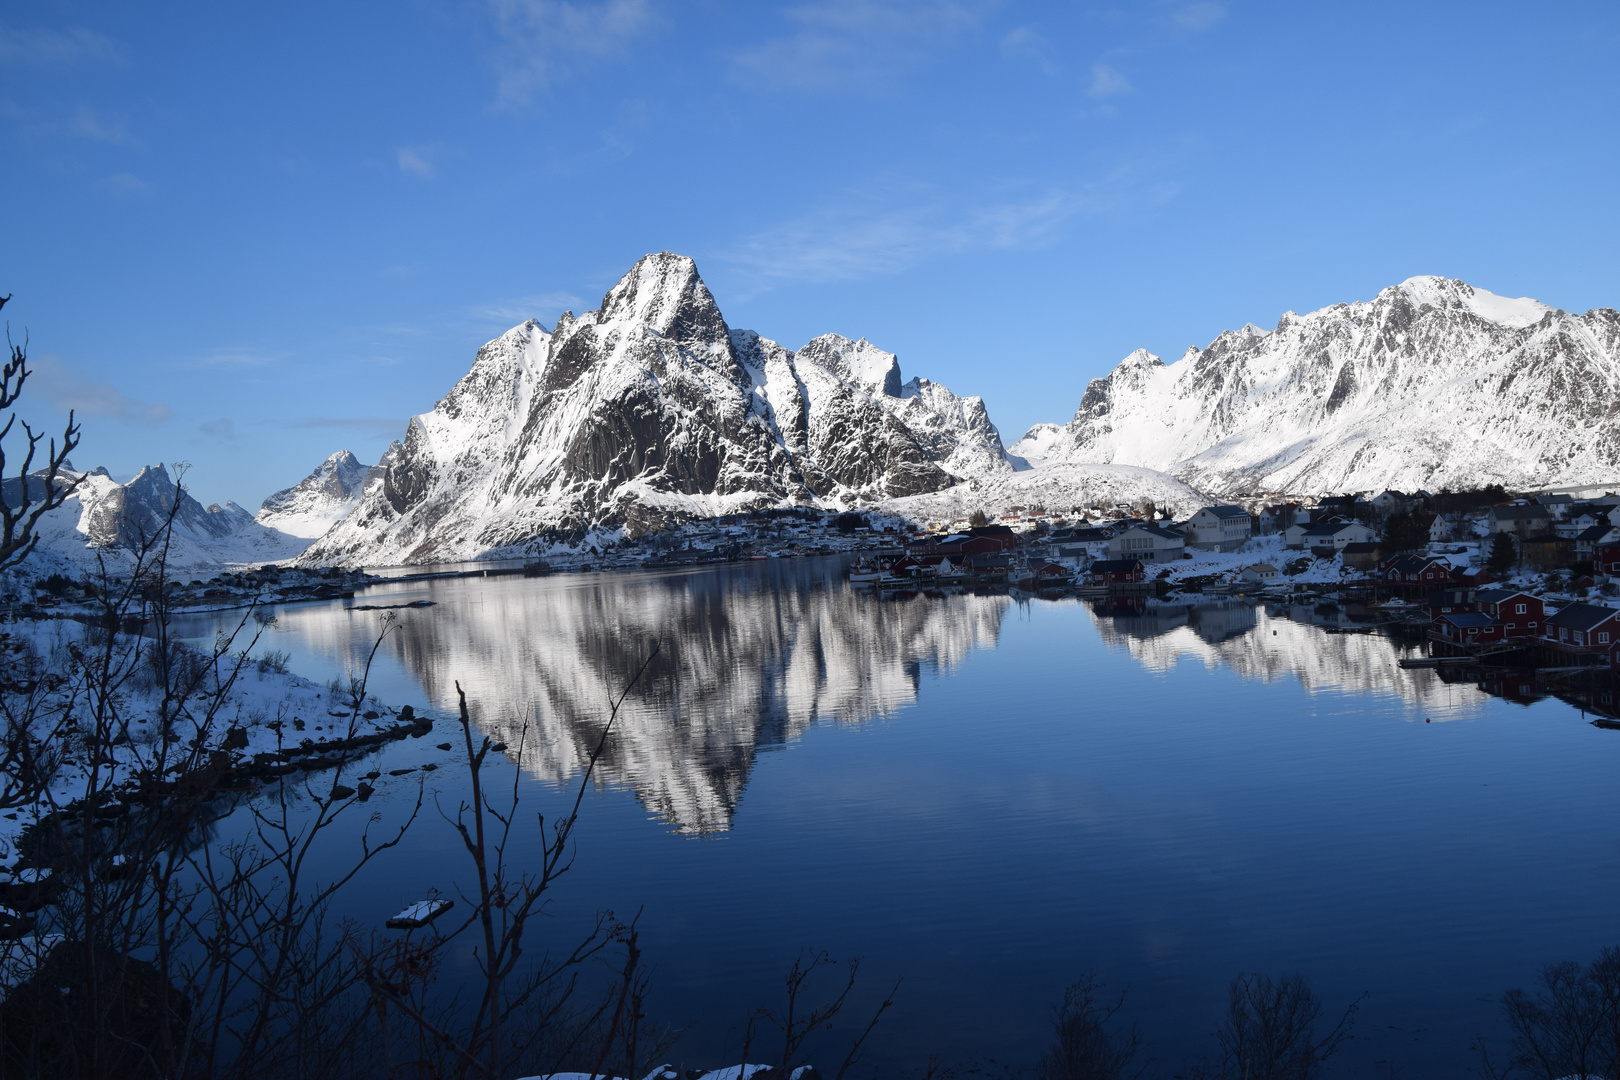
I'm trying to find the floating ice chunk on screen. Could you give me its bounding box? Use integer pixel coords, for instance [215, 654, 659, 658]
[385, 898, 452, 929]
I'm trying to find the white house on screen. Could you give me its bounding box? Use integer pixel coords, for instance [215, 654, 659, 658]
[1186, 505, 1253, 552]
[1108, 524, 1186, 562]
[1286, 520, 1375, 553]
[1240, 563, 1280, 584]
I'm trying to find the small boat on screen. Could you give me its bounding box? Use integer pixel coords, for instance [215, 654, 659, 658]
[848, 557, 887, 583]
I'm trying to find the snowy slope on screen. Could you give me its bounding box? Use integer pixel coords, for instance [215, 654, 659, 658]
[301, 253, 1034, 566]
[883, 461, 1207, 524]
[1015, 277, 1620, 494]
[256, 450, 372, 538]
[28, 464, 311, 574]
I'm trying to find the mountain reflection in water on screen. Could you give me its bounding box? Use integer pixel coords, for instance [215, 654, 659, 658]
[199, 562, 1509, 838]
[270, 561, 1008, 834]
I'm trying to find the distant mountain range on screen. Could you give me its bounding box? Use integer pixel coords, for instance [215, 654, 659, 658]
[19, 259, 1620, 570]
[1013, 276, 1620, 495]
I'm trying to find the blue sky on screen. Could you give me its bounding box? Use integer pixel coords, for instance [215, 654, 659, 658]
[3, 1, 1617, 507]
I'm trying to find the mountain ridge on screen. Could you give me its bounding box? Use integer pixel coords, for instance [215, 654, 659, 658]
[298, 252, 1030, 565]
[1012, 276, 1620, 495]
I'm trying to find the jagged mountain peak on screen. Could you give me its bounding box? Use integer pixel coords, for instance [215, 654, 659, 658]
[796, 335, 903, 398]
[297, 253, 1026, 565]
[1389, 275, 1552, 328]
[257, 449, 374, 539]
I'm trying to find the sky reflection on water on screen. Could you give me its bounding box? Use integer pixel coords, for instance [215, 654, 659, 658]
[170, 560, 1620, 1077]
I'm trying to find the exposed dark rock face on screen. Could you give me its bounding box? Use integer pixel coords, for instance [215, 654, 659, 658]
[301, 252, 1013, 565]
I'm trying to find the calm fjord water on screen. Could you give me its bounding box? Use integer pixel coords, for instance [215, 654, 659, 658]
[173, 559, 1620, 1077]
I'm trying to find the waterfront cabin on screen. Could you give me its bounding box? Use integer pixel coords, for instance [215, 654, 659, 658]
[1031, 561, 1073, 585]
[1239, 563, 1279, 584]
[1186, 505, 1253, 551]
[1474, 588, 1545, 639]
[1543, 603, 1620, 663]
[1433, 611, 1506, 646]
[1090, 559, 1146, 586]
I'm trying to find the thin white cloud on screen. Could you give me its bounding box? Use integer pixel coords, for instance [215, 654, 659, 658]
[1088, 62, 1133, 98]
[187, 347, 280, 370]
[733, 0, 989, 92]
[199, 418, 236, 440]
[1168, 2, 1225, 32]
[721, 166, 1180, 287]
[472, 292, 586, 324]
[96, 172, 150, 198]
[1000, 26, 1057, 76]
[30, 356, 170, 424]
[69, 106, 135, 146]
[396, 146, 435, 178]
[719, 186, 1082, 286]
[0, 24, 122, 66]
[487, 0, 658, 104]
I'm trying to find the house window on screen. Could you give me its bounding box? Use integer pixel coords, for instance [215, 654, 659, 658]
[1602, 632, 1612, 645]
[1529, 621, 1537, 629]
[1516, 603, 1527, 614]
[1505, 622, 1516, 631]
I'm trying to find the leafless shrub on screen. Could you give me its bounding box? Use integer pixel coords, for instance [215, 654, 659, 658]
[256, 649, 290, 676]
[1478, 946, 1620, 1080]
[1037, 975, 1146, 1080]
[1203, 972, 1360, 1080]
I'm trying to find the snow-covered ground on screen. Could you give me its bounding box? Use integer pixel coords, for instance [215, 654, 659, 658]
[0, 615, 414, 865]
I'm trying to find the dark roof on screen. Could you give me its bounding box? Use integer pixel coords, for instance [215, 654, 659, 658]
[1385, 554, 1444, 574]
[1492, 504, 1550, 521]
[1091, 559, 1144, 573]
[1577, 524, 1613, 541]
[1440, 612, 1500, 628]
[1118, 524, 1184, 540]
[1303, 521, 1364, 537]
[1547, 603, 1620, 632]
[1199, 505, 1250, 519]
[1475, 588, 1535, 605]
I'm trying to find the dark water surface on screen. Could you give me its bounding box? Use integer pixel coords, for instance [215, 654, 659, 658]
[170, 558, 1620, 1077]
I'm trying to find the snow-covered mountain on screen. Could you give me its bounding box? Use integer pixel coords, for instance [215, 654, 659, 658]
[300, 252, 1026, 565]
[256, 450, 372, 538]
[29, 463, 311, 575]
[1014, 276, 1620, 495]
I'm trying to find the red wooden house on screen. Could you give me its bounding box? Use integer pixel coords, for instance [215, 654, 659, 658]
[1544, 602, 1620, 663]
[1432, 611, 1506, 646]
[1597, 537, 1620, 576]
[1089, 559, 1145, 585]
[1473, 588, 1545, 640]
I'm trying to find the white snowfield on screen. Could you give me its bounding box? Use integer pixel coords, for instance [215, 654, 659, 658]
[26, 463, 311, 577]
[0, 616, 408, 862]
[1013, 276, 1620, 495]
[882, 460, 1207, 523]
[255, 449, 373, 538]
